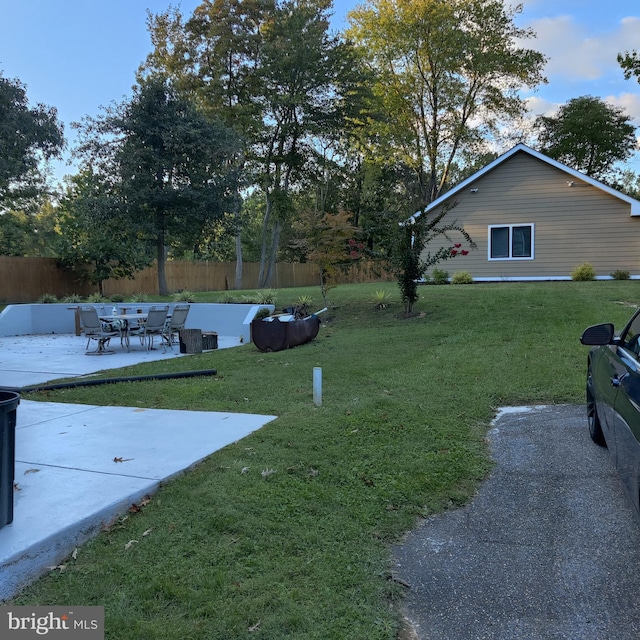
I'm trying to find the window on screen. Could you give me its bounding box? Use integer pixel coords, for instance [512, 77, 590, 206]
[488, 224, 534, 260]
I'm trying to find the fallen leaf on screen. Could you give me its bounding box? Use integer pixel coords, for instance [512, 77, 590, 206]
[241, 467, 250, 474]
[128, 503, 142, 514]
[124, 540, 138, 551]
[72, 548, 78, 560]
[248, 621, 261, 632]
[47, 564, 67, 573]
[139, 495, 152, 507]
[261, 468, 276, 479]
[13, 482, 20, 492]
[142, 528, 153, 537]
[113, 457, 134, 463]
[24, 468, 40, 475]
[309, 468, 319, 477]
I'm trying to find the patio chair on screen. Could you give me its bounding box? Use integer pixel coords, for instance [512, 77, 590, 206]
[162, 304, 190, 350]
[78, 305, 120, 355]
[138, 305, 169, 352]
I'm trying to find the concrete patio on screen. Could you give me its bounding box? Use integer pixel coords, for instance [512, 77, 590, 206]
[0, 333, 276, 600]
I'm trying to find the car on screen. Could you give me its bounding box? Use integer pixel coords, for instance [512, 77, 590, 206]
[581, 308, 640, 518]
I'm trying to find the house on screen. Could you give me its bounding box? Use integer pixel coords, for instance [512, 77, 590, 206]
[418, 144, 640, 281]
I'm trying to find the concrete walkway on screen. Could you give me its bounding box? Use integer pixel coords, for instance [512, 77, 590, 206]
[394, 405, 640, 640]
[0, 335, 276, 600]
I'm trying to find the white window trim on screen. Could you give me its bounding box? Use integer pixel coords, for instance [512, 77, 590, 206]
[488, 223, 535, 261]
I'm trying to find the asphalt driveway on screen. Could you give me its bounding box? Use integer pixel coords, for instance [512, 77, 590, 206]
[393, 404, 640, 640]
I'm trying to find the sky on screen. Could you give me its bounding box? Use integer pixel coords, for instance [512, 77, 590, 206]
[1, 0, 639, 183]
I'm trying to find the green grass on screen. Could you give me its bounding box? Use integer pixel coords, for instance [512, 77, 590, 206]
[8, 281, 639, 638]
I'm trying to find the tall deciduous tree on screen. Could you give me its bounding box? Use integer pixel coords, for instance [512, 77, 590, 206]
[0, 74, 64, 210]
[346, 0, 546, 206]
[143, 0, 367, 288]
[74, 78, 242, 295]
[535, 96, 637, 181]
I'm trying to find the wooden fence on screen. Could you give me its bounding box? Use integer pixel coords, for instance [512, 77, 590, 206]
[0, 256, 390, 303]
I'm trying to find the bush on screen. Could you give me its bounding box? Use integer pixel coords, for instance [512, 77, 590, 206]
[431, 269, 449, 285]
[571, 262, 596, 281]
[61, 294, 83, 303]
[220, 292, 238, 303]
[87, 293, 105, 303]
[451, 271, 474, 284]
[130, 292, 149, 302]
[254, 307, 272, 320]
[173, 290, 195, 303]
[369, 290, 392, 309]
[256, 289, 277, 305]
[611, 270, 630, 281]
[37, 293, 58, 303]
[110, 294, 125, 303]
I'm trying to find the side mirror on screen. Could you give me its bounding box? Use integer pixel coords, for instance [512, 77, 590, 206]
[580, 323, 615, 345]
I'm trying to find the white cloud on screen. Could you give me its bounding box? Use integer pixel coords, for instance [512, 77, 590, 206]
[607, 92, 640, 123]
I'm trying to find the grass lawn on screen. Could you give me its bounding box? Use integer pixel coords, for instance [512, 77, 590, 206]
[7, 281, 639, 638]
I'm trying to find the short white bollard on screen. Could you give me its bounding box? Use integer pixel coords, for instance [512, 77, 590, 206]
[313, 367, 322, 406]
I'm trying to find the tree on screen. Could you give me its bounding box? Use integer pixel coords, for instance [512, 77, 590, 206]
[346, 0, 546, 207]
[390, 205, 473, 315]
[55, 170, 153, 295]
[74, 78, 242, 295]
[0, 74, 64, 210]
[143, 0, 367, 288]
[535, 96, 637, 181]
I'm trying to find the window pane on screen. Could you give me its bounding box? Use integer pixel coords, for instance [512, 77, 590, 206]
[491, 227, 509, 258]
[512, 226, 532, 257]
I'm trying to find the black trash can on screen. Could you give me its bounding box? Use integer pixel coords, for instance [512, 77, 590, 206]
[0, 390, 19, 529]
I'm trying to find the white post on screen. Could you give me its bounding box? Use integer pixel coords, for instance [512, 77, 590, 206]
[313, 367, 322, 406]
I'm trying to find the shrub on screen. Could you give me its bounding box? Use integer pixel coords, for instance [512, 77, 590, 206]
[451, 271, 474, 284]
[173, 290, 195, 303]
[110, 294, 125, 303]
[611, 270, 630, 281]
[86, 293, 105, 303]
[297, 294, 314, 307]
[220, 292, 238, 303]
[61, 294, 83, 303]
[571, 262, 596, 281]
[254, 307, 272, 320]
[130, 292, 150, 302]
[370, 290, 392, 309]
[431, 269, 449, 285]
[38, 293, 58, 303]
[256, 289, 277, 305]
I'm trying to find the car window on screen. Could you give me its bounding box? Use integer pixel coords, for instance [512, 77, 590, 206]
[622, 311, 640, 358]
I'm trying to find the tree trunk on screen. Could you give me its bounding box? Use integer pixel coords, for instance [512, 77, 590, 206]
[262, 218, 282, 288]
[234, 231, 243, 290]
[157, 239, 168, 296]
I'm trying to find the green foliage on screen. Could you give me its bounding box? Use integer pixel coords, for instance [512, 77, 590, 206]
[618, 49, 640, 84]
[535, 96, 637, 181]
[130, 292, 150, 302]
[61, 294, 84, 303]
[37, 293, 58, 303]
[571, 262, 596, 281]
[370, 289, 392, 309]
[451, 271, 474, 284]
[0, 73, 64, 210]
[256, 289, 277, 305]
[219, 292, 238, 304]
[347, 0, 546, 204]
[86, 293, 106, 303]
[172, 290, 195, 303]
[431, 268, 449, 284]
[297, 294, 314, 307]
[254, 307, 272, 320]
[110, 294, 124, 303]
[74, 77, 243, 295]
[610, 270, 630, 281]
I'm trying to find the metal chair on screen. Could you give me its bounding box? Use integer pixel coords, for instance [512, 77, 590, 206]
[162, 304, 190, 350]
[138, 305, 169, 352]
[78, 305, 120, 355]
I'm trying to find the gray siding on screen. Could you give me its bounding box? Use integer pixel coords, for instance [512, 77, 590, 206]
[423, 151, 640, 280]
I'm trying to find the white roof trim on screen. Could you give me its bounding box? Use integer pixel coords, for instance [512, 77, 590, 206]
[419, 143, 640, 216]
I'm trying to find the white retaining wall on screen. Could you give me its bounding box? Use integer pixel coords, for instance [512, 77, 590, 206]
[0, 303, 274, 344]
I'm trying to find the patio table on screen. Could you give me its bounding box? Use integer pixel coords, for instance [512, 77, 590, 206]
[99, 313, 148, 352]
